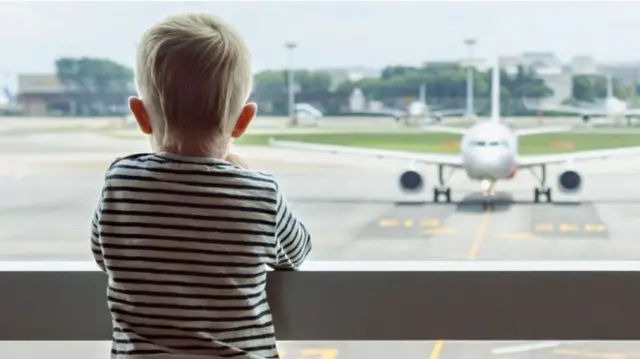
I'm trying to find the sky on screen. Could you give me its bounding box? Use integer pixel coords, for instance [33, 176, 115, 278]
[2, 1, 640, 90]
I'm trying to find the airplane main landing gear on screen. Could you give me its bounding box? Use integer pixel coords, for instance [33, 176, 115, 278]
[531, 164, 552, 203]
[434, 187, 451, 203]
[434, 164, 453, 203]
[534, 187, 552, 203]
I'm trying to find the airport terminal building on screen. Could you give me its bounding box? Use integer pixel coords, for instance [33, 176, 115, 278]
[16, 74, 132, 117]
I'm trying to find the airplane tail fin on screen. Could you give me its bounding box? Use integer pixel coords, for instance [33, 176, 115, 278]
[606, 74, 613, 98]
[490, 58, 500, 123]
[0, 87, 11, 105]
[418, 84, 426, 104]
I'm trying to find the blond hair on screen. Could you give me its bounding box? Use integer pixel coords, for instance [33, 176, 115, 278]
[135, 13, 252, 152]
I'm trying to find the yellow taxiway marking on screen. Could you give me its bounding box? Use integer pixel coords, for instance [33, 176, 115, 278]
[429, 340, 445, 359]
[420, 219, 441, 227]
[377, 218, 442, 228]
[432, 207, 492, 359]
[585, 224, 607, 232]
[503, 232, 536, 240]
[532, 223, 607, 233]
[534, 222, 554, 232]
[559, 223, 580, 232]
[421, 227, 458, 236]
[300, 348, 339, 359]
[378, 218, 399, 227]
[278, 348, 339, 359]
[467, 206, 493, 259]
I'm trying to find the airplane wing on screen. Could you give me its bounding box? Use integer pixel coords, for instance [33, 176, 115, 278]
[268, 139, 464, 167]
[524, 101, 607, 117]
[539, 105, 607, 116]
[419, 125, 468, 135]
[430, 108, 468, 117]
[518, 146, 640, 168]
[623, 108, 640, 116]
[514, 125, 574, 136]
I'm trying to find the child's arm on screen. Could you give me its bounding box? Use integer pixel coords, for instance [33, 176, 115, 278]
[270, 184, 312, 271]
[90, 195, 106, 272]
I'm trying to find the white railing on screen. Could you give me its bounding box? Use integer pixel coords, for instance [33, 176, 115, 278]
[2, 261, 640, 341]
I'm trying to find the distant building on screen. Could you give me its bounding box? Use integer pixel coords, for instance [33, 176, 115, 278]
[498, 56, 522, 75]
[16, 74, 64, 116]
[458, 58, 488, 71]
[423, 60, 459, 67]
[570, 56, 598, 75]
[520, 52, 563, 70]
[537, 73, 573, 103]
[16, 73, 133, 117]
[496, 53, 571, 103]
[597, 62, 640, 86]
[19, 74, 65, 94]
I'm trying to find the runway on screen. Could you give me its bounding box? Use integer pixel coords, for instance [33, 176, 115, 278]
[3, 127, 640, 359]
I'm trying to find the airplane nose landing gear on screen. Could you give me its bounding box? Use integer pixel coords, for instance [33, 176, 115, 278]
[481, 180, 497, 196]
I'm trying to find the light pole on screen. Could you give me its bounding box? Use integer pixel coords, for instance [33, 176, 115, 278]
[463, 38, 477, 119]
[285, 41, 297, 126]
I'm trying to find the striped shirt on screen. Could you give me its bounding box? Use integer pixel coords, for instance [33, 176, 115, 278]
[90, 152, 312, 359]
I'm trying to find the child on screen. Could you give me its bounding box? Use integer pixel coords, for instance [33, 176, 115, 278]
[90, 12, 312, 359]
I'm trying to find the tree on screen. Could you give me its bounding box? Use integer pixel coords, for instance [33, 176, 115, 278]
[252, 70, 333, 114]
[572, 75, 635, 102]
[54, 57, 133, 93]
[252, 63, 555, 116]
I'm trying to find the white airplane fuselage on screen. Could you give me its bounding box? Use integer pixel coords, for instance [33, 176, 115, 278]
[604, 97, 627, 117]
[460, 121, 518, 181]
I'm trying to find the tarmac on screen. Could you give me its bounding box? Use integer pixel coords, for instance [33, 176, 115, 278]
[2, 117, 640, 359]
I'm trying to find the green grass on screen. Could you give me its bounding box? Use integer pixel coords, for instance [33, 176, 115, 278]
[234, 132, 640, 155]
[105, 130, 640, 155]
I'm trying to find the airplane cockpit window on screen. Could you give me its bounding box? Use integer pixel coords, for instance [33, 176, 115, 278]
[488, 140, 509, 147]
[472, 140, 508, 147]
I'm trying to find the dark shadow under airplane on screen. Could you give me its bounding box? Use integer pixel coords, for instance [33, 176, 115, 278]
[291, 192, 605, 214]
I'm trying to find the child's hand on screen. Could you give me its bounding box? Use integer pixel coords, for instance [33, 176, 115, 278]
[224, 152, 249, 169]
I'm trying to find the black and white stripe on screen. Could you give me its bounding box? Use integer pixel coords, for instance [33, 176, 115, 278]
[90, 152, 312, 359]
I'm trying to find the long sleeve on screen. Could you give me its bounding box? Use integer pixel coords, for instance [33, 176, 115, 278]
[270, 184, 312, 270]
[90, 194, 105, 272]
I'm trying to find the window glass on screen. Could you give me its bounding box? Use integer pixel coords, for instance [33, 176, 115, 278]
[0, 2, 637, 262]
[2, 1, 640, 357]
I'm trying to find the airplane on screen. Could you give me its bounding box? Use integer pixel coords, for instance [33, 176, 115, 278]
[293, 103, 323, 126]
[524, 74, 640, 124]
[0, 87, 21, 115]
[269, 59, 640, 203]
[404, 84, 467, 124]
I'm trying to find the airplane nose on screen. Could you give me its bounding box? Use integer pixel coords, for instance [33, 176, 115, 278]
[479, 151, 503, 167]
[475, 151, 511, 176]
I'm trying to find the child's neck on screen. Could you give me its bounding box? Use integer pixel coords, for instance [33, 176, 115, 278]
[160, 140, 228, 159]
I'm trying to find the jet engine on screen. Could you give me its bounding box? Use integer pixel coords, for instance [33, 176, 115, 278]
[399, 170, 424, 193]
[432, 116, 442, 123]
[557, 170, 582, 194]
[582, 115, 591, 123]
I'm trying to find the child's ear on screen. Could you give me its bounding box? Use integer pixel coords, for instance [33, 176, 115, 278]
[128, 97, 152, 135]
[231, 102, 258, 138]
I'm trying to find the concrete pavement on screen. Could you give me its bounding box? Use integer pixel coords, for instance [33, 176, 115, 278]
[2, 126, 640, 358]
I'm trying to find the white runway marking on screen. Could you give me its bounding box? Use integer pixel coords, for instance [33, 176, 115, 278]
[491, 341, 584, 355]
